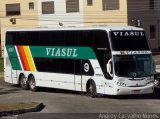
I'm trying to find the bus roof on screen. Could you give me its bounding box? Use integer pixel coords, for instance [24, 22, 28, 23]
[6, 26, 144, 32]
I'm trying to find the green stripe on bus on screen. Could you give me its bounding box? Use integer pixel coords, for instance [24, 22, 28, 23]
[6, 45, 22, 70]
[29, 46, 97, 59]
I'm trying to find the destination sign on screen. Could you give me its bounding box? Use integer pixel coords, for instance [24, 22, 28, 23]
[112, 31, 145, 37]
[110, 30, 149, 51]
[112, 51, 151, 55]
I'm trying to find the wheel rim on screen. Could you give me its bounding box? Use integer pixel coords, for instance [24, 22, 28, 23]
[30, 78, 35, 90]
[89, 85, 93, 93]
[154, 79, 159, 86]
[88, 82, 96, 97]
[20, 76, 26, 87]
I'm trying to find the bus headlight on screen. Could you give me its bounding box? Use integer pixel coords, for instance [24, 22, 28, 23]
[117, 82, 127, 87]
[146, 79, 154, 85]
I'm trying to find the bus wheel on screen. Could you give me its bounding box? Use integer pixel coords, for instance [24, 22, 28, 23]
[29, 76, 37, 92]
[19, 75, 28, 90]
[154, 78, 160, 87]
[87, 81, 97, 98]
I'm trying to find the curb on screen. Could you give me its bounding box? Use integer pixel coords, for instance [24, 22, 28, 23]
[0, 103, 44, 117]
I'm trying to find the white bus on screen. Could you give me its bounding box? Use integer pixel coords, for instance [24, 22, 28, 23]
[4, 26, 155, 96]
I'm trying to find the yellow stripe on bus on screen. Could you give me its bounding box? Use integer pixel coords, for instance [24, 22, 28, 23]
[23, 46, 35, 71]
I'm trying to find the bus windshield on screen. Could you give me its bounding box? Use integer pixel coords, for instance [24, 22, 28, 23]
[113, 55, 154, 78]
[110, 31, 150, 51]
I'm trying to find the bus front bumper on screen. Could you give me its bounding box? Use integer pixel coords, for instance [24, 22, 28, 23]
[114, 84, 155, 95]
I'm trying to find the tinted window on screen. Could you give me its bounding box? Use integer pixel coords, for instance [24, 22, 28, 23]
[34, 58, 94, 76]
[79, 31, 93, 46]
[78, 30, 110, 48]
[65, 31, 78, 46]
[27, 32, 39, 46]
[74, 60, 94, 76]
[17, 32, 27, 45]
[92, 30, 110, 48]
[39, 32, 52, 45]
[6, 32, 18, 45]
[34, 58, 74, 74]
[6, 32, 14, 45]
[51, 31, 65, 46]
[110, 31, 150, 51]
[6, 30, 110, 48]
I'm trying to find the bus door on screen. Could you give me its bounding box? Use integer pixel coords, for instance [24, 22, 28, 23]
[5, 57, 12, 83]
[10, 58, 18, 83]
[5, 57, 17, 83]
[74, 60, 94, 91]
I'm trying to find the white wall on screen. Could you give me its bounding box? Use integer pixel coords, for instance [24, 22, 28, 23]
[38, 0, 84, 27]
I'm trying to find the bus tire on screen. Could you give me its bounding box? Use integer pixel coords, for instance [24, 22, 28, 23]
[154, 78, 160, 87]
[87, 80, 97, 98]
[19, 74, 28, 90]
[28, 76, 38, 92]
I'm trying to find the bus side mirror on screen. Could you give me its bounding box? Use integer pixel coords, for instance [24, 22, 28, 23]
[107, 59, 113, 77]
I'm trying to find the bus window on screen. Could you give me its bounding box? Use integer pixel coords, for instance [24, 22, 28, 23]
[17, 32, 27, 45]
[51, 31, 65, 46]
[39, 31, 52, 46]
[27, 31, 39, 46]
[79, 30, 93, 46]
[74, 60, 94, 76]
[92, 30, 109, 48]
[65, 31, 78, 46]
[6, 32, 14, 45]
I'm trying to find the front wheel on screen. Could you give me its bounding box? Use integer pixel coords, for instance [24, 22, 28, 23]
[87, 81, 97, 98]
[154, 78, 160, 87]
[29, 76, 38, 92]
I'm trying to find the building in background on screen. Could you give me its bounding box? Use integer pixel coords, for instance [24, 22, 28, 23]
[0, 0, 160, 56]
[83, 0, 128, 26]
[127, 0, 160, 51]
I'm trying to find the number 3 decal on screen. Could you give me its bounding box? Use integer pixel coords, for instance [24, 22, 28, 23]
[84, 63, 89, 72]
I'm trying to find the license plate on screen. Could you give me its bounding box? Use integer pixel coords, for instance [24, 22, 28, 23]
[132, 90, 141, 94]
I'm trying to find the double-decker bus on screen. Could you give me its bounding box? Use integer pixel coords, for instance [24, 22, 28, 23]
[4, 26, 155, 96]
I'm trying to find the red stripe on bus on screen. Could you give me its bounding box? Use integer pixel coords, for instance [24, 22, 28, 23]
[17, 46, 30, 71]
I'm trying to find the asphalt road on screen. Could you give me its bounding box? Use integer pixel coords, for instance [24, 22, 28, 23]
[1, 78, 160, 119]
